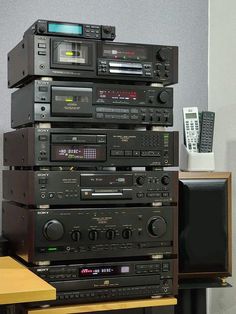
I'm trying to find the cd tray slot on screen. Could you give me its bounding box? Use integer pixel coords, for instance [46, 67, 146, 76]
[81, 188, 132, 200]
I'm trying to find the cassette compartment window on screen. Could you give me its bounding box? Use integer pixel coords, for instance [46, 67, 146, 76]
[51, 39, 94, 70]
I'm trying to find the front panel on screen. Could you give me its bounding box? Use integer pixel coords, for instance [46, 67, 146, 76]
[4, 128, 179, 167]
[3, 170, 178, 205]
[11, 80, 173, 128]
[3, 203, 177, 262]
[8, 35, 178, 88]
[29, 259, 176, 305]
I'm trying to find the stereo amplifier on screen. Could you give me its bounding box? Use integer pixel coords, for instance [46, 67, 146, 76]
[3, 202, 178, 263]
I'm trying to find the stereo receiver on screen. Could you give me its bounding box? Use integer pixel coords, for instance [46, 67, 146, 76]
[3, 202, 178, 263]
[28, 258, 177, 305]
[11, 80, 173, 128]
[24, 20, 116, 40]
[3, 170, 178, 206]
[4, 128, 179, 167]
[8, 36, 178, 88]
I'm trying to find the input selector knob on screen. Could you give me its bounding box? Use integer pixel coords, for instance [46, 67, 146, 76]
[148, 217, 167, 237]
[158, 91, 170, 103]
[38, 25, 46, 34]
[89, 230, 99, 241]
[122, 228, 132, 239]
[157, 48, 171, 61]
[136, 176, 145, 186]
[106, 229, 116, 240]
[71, 230, 81, 242]
[161, 175, 170, 185]
[43, 220, 64, 241]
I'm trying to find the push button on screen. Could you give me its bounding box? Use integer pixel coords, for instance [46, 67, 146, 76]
[110, 150, 124, 156]
[38, 43, 46, 48]
[38, 51, 46, 55]
[38, 86, 48, 92]
[38, 135, 48, 141]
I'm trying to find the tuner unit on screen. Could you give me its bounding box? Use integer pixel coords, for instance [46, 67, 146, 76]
[11, 81, 173, 128]
[4, 128, 179, 168]
[3, 170, 178, 206]
[3, 202, 178, 263]
[8, 36, 178, 88]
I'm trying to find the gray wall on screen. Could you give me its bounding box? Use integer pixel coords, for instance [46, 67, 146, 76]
[208, 0, 236, 313]
[0, 0, 208, 232]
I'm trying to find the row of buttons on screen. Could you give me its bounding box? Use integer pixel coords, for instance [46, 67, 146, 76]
[137, 192, 169, 198]
[96, 113, 171, 123]
[110, 150, 161, 157]
[57, 285, 161, 301]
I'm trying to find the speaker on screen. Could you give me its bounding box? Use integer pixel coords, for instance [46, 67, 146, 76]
[179, 172, 232, 278]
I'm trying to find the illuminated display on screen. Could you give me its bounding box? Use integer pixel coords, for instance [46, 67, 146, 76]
[103, 44, 147, 60]
[55, 95, 89, 104]
[98, 89, 137, 100]
[79, 266, 130, 277]
[51, 145, 106, 161]
[53, 41, 89, 64]
[48, 23, 83, 35]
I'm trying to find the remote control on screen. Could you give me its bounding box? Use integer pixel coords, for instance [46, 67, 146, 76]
[199, 111, 215, 152]
[183, 107, 200, 152]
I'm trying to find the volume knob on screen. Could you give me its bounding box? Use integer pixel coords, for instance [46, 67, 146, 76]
[38, 25, 46, 34]
[157, 48, 171, 61]
[43, 220, 64, 241]
[148, 217, 167, 237]
[158, 91, 169, 104]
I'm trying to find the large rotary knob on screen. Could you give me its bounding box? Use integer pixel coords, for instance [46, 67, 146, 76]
[136, 176, 145, 186]
[158, 90, 170, 104]
[157, 48, 171, 61]
[148, 217, 167, 237]
[43, 220, 64, 241]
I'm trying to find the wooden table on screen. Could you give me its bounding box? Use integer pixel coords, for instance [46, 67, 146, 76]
[0, 256, 56, 305]
[24, 297, 177, 314]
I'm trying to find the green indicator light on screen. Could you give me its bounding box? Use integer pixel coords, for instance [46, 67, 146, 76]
[47, 247, 58, 251]
[65, 97, 73, 102]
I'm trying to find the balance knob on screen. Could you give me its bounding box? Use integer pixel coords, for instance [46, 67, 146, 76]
[71, 230, 81, 242]
[122, 228, 132, 239]
[89, 230, 99, 241]
[161, 175, 170, 185]
[136, 176, 145, 186]
[43, 220, 64, 241]
[157, 48, 171, 61]
[158, 91, 170, 103]
[106, 229, 116, 240]
[148, 217, 167, 237]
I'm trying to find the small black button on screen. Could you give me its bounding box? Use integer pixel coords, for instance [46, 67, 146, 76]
[133, 150, 140, 157]
[110, 150, 124, 156]
[38, 135, 48, 141]
[38, 51, 46, 55]
[38, 43, 46, 48]
[124, 150, 132, 156]
[38, 86, 48, 92]
[39, 178, 47, 184]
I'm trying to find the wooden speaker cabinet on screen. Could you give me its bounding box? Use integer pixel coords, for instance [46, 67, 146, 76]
[179, 172, 232, 279]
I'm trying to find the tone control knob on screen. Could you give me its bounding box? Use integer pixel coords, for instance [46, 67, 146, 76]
[71, 230, 81, 242]
[88, 230, 99, 241]
[43, 220, 64, 241]
[106, 229, 116, 240]
[122, 228, 132, 239]
[158, 91, 170, 103]
[148, 217, 167, 237]
[136, 176, 145, 186]
[161, 175, 170, 185]
[157, 48, 171, 61]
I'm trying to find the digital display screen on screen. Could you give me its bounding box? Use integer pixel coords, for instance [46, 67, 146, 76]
[53, 41, 89, 64]
[51, 145, 106, 161]
[103, 44, 147, 60]
[79, 266, 130, 277]
[186, 113, 197, 119]
[48, 23, 83, 35]
[98, 89, 137, 101]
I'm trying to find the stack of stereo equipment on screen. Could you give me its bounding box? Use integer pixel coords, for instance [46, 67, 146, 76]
[2, 19, 179, 307]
